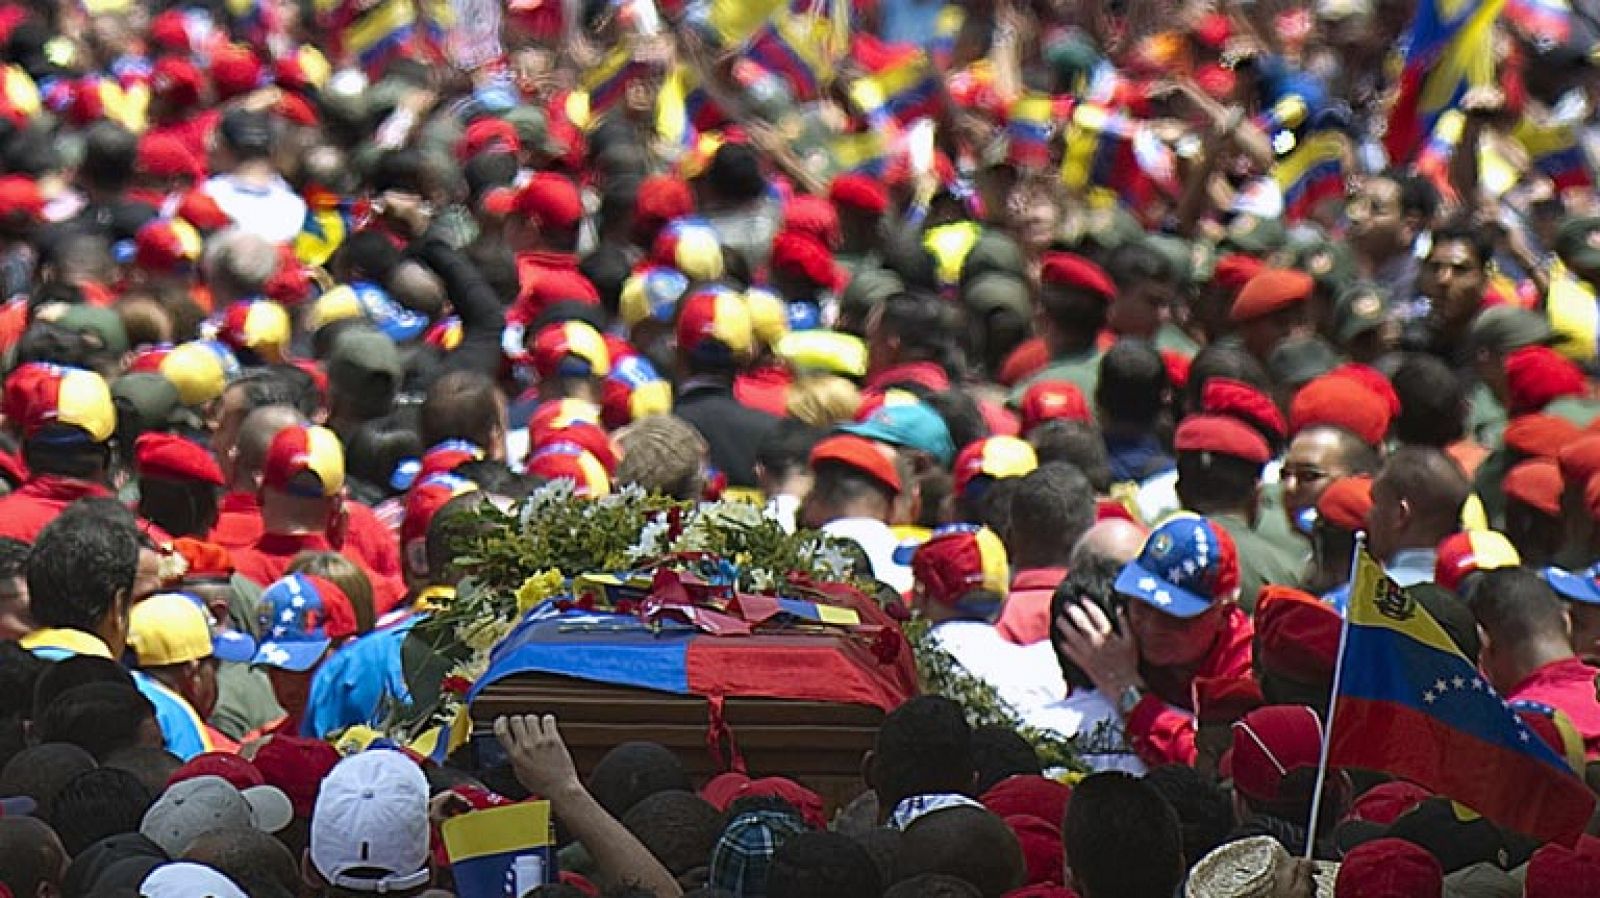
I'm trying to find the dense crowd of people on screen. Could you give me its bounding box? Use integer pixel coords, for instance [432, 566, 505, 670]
[0, 0, 1599, 894]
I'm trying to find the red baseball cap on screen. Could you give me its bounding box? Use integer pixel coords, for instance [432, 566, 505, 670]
[135, 432, 224, 486]
[1433, 530, 1520, 592]
[401, 473, 477, 578]
[457, 117, 522, 162]
[533, 422, 620, 475]
[952, 436, 1038, 497]
[1173, 414, 1271, 464]
[910, 524, 1009, 609]
[829, 173, 889, 215]
[810, 434, 901, 494]
[0, 175, 43, 223]
[511, 172, 583, 231]
[261, 424, 345, 497]
[1018, 380, 1090, 432]
[1223, 704, 1324, 804]
[151, 57, 205, 106]
[210, 43, 264, 101]
[168, 752, 265, 790]
[251, 735, 340, 818]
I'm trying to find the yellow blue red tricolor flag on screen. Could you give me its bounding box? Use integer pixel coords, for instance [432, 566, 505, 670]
[1384, 0, 1506, 163]
[1274, 130, 1348, 221]
[442, 801, 556, 897]
[1328, 549, 1595, 843]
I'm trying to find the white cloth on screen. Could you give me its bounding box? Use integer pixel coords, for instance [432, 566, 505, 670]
[931, 621, 1064, 714]
[140, 863, 249, 898]
[822, 517, 913, 593]
[764, 493, 801, 534]
[1023, 690, 1148, 775]
[203, 174, 309, 244]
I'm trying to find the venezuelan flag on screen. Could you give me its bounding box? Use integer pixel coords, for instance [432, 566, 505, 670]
[343, 0, 417, 73]
[929, 6, 965, 69]
[1514, 118, 1593, 191]
[1384, 0, 1506, 164]
[1060, 103, 1170, 209]
[832, 130, 890, 177]
[850, 53, 941, 126]
[656, 65, 697, 153]
[583, 46, 645, 116]
[442, 801, 556, 898]
[1273, 130, 1348, 221]
[1006, 92, 1055, 168]
[746, 11, 833, 101]
[1329, 549, 1595, 844]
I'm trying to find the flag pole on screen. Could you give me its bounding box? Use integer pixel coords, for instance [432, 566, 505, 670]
[1303, 533, 1362, 859]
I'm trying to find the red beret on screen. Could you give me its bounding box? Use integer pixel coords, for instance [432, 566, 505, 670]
[1326, 362, 1401, 418]
[810, 434, 901, 494]
[1039, 252, 1115, 300]
[1201, 377, 1286, 441]
[829, 173, 889, 215]
[1336, 839, 1443, 898]
[1315, 474, 1373, 531]
[0, 176, 43, 223]
[1558, 435, 1600, 486]
[210, 43, 263, 101]
[1527, 842, 1600, 898]
[137, 133, 204, 182]
[769, 230, 841, 290]
[980, 775, 1072, 829]
[149, 10, 192, 53]
[151, 57, 205, 107]
[998, 337, 1050, 387]
[634, 175, 694, 230]
[1173, 413, 1271, 464]
[177, 189, 233, 232]
[512, 173, 584, 231]
[1505, 459, 1563, 518]
[134, 432, 224, 486]
[701, 773, 827, 829]
[1230, 269, 1312, 322]
[1212, 254, 1265, 293]
[1505, 413, 1582, 460]
[1506, 345, 1589, 415]
[1193, 675, 1264, 724]
[1019, 380, 1090, 432]
[782, 196, 841, 250]
[172, 537, 234, 578]
[457, 117, 521, 162]
[1289, 374, 1391, 447]
[1254, 585, 1341, 685]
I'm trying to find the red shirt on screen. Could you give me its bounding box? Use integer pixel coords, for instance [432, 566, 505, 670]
[210, 491, 265, 549]
[1509, 656, 1600, 760]
[219, 495, 407, 614]
[862, 361, 950, 397]
[0, 476, 112, 543]
[508, 251, 599, 326]
[1127, 604, 1257, 767]
[734, 366, 793, 417]
[996, 567, 1068, 645]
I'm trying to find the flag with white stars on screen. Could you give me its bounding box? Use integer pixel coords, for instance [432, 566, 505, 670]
[1327, 549, 1595, 844]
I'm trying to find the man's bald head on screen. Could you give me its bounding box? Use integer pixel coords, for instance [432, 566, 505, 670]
[1367, 446, 1470, 558]
[0, 816, 68, 898]
[1071, 519, 1148, 567]
[185, 827, 300, 898]
[897, 806, 1026, 898]
[234, 405, 307, 481]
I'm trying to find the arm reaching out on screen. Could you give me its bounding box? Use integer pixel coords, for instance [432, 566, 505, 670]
[494, 714, 684, 898]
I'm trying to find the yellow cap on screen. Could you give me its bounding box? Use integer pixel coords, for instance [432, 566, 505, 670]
[128, 593, 213, 666]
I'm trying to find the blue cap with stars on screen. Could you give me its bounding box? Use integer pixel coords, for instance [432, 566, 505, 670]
[1114, 514, 1241, 618]
[251, 574, 359, 672]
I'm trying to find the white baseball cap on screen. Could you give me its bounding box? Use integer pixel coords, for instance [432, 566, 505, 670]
[311, 749, 431, 893]
[140, 862, 249, 898]
[139, 775, 293, 856]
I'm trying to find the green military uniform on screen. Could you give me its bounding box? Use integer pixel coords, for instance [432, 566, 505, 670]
[1211, 511, 1305, 615]
[1009, 348, 1103, 406]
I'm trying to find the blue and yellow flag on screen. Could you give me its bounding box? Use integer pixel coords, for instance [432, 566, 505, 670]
[1329, 548, 1594, 843]
[1384, 0, 1506, 163]
[1273, 130, 1347, 221]
[442, 801, 556, 898]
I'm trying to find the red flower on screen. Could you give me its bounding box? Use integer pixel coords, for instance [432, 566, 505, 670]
[870, 627, 903, 665]
[442, 675, 473, 696]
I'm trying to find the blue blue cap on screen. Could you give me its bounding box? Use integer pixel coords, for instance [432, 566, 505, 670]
[252, 574, 357, 672]
[352, 281, 429, 343]
[1543, 566, 1600, 605]
[1113, 515, 1241, 619]
[839, 402, 955, 466]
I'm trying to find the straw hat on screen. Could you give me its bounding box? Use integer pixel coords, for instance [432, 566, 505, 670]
[1184, 836, 1336, 898]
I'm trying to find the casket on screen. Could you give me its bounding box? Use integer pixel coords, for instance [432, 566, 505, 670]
[466, 606, 918, 810]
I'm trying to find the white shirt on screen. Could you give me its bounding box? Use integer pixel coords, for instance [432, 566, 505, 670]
[1023, 690, 1148, 775]
[764, 493, 801, 534]
[822, 517, 913, 593]
[931, 620, 1064, 714]
[203, 174, 308, 244]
